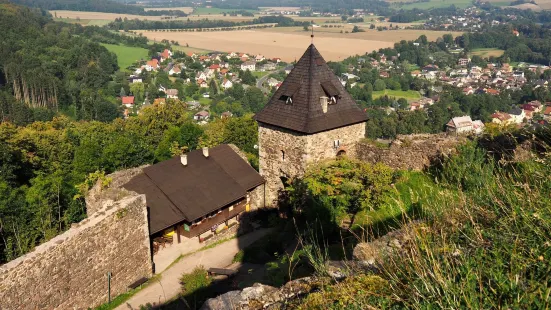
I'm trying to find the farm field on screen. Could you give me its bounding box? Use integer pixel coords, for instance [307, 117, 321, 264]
[144, 7, 194, 13]
[536, 0, 551, 10]
[51, 10, 171, 21]
[372, 89, 421, 100]
[100, 43, 149, 69]
[470, 48, 505, 58]
[258, 27, 461, 42]
[396, 0, 474, 10]
[133, 28, 459, 61]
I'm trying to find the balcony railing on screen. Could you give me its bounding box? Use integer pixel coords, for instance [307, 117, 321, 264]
[181, 199, 247, 238]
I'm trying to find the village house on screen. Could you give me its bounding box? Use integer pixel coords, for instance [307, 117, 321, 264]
[169, 66, 181, 76]
[446, 116, 483, 134]
[160, 49, 172, 62]
[194, 110, 210, 122]
[508, 108, 526, 124]
[267, 78, 280, 87]
[121, 96, 135, 108]
[124, 145, 265, 245]
[153, 98, 166, 105]
[129, 76, 143, 84]
[186, 100, 201, 109]
[221, 111, 233, 119]
[146, 59, 160, 72]
[165, 89, 179, 99]
[221, 79, 233, 90]
[241, 61, 256, 72]
[458, 58, 470, 66]
[197, 79, 208, 88]
[261, 62, 277, 71]
[491, 112, 513, 125]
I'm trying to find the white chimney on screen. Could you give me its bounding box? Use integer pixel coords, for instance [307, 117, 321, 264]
[180, 154, 188, 166]
[320, 96, 328, 113]
[202, 147, 209, 158]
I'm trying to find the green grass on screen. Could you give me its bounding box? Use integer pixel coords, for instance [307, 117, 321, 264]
[191, 7, 258, 15]
[100, 43, 149, 70]
[252, 71, 268, 78]
[372, 89, 421, 100]
[397, 0, 474, 10]
[470, 48, 505, 58]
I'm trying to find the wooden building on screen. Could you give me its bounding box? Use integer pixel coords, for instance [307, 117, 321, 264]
[124, 145, 265, 243]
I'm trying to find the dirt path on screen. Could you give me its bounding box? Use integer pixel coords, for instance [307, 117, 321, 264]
[116, 229, 272, 310]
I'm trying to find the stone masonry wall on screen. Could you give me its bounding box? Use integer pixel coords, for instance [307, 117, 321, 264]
[86, 165, 147, 216]
[356, 134, 464, 170]
[258, 123, 308, 206]
[259, 123, 366, 206]
[0, 194, 153, 310]
[306, 122, 366, 163]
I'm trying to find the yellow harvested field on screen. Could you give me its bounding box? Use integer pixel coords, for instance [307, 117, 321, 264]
[535, 0, 551, 9]
[136, 28, 461, 61]
[144, 7, 194, 13]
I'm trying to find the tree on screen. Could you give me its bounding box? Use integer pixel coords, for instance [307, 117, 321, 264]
[119, 87, 126, 97]
[243, 87, 266, 113]
[374, 79, 386, 91]
[129, 83, 145, 103]
[341, 15, 348, 21]
[240, 70, 257, 86]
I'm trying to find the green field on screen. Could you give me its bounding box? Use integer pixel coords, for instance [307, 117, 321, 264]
[191, 7, 258, 15]
[100, 43, 149, 69]
[398, 0, 474, 10]
[372, 89, 421, 100]
[470, 48, 505, 58]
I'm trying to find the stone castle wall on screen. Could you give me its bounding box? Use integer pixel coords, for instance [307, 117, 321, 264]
[306, 122, 366, 163]
[259, 122, 366, 205]
[0, 194, 153, 310]
[258, 123, 309, 206]
[356, 134, 464, 170]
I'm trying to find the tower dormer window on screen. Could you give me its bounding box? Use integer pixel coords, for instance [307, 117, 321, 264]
[330, 96, 337, 105]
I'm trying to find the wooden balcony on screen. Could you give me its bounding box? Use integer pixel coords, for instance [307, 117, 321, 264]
[181, 199, 247, 239]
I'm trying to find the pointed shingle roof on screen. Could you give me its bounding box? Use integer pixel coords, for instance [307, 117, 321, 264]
[254, 44, 367, 134]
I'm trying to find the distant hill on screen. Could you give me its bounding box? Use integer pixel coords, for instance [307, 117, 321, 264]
[8, 0, 187, 15]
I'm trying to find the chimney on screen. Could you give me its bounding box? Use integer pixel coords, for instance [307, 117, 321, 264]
[320, 96, 328, 113]
[180, 154, 187, 166]
[202, 147, 209, 158]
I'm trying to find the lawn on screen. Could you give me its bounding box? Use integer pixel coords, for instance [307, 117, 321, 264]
[100, 43, 149, 70]
[372, 89, 421, 100]
[470, 48, 505, 59]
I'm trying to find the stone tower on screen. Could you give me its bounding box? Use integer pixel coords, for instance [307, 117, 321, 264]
[254, 44, 368, 205]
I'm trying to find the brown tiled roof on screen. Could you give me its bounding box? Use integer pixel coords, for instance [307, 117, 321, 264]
[124, 145, 265, 234]
[254, 44, 368, 134]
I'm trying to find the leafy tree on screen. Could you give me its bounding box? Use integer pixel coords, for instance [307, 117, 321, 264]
[374, 79, 386, 91]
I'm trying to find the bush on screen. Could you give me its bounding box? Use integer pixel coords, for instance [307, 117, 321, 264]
[179, 266, 212, 307]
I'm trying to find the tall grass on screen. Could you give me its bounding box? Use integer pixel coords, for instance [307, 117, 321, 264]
[296, 134, 551, 309]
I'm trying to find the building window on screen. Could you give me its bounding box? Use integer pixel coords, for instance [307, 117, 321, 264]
[281, 150, 285, 161]
[229, 206, 234, 212]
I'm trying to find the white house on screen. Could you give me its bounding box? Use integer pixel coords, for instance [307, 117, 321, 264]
[241, 61, 256, 72]
[446, 116, 474, 134]
[169, 66, 181, 76]
[221, 79, 233, 90]
[508, 108, 525, 124]
[165, 89, 179, 99]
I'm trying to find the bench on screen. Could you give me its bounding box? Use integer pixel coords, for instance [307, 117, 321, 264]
[128, 277, 148, 290]
[207, 268, 238, 277]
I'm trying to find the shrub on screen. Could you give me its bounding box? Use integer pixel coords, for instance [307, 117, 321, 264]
[179, 266, 212, 307]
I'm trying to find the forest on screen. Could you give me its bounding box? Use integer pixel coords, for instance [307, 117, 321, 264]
[8, 0, 188, 16]
[0, 2, 267, 264]
[106, 15, 309, 31]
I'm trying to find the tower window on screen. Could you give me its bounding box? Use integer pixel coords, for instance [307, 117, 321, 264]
[280, 95, 293, 105]
[281, 150, 285, 161]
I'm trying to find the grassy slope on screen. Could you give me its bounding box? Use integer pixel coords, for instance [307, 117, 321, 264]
[296, 137, 551, 309]
[100, 43, 149, 69]
[372, 89, 421, 100]
[470, 48, 505, 58]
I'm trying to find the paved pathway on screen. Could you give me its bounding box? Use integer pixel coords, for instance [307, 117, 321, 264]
[116, 229, 271, 310]
[256, 69, 283, 94]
